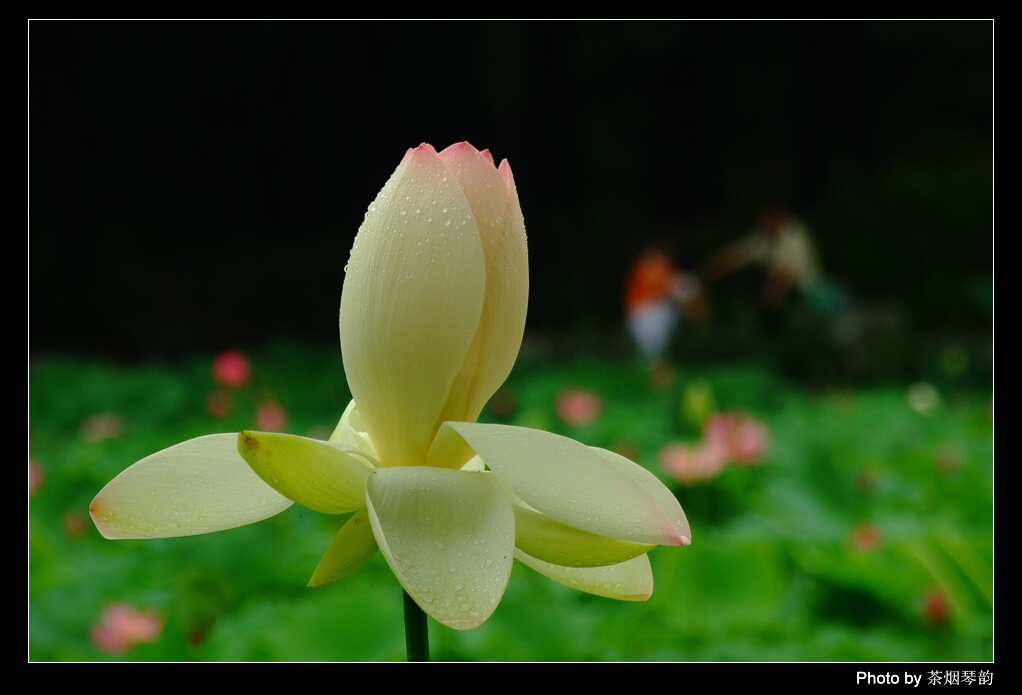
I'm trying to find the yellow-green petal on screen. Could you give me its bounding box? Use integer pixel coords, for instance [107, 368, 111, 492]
[308, 508, 379, 587]
[515, 549, 653, 601]
[366, 466, 514, 630]
[340, 144, 487, 468]
[237, 431, 372, 515]
[90, 434, 293, 540]
[513, 502, 655, 568]
[443, 421, 690, 546]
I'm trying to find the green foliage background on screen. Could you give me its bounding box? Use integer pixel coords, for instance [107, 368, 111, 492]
[28, 341, 992, 661]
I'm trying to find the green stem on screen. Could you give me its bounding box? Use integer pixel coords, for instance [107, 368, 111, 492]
[403, 590, 430, 662]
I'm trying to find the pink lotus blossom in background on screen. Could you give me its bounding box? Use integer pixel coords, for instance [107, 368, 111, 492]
[660, 411, 769, 485]
[212, 350, 251, 389]
[659, 441, 726, 485]
[29, 460, 45, 496]
[205, 390, 233, 419]
[91, 603, 163, 655]
[555, 389, 603, 427]
[922, 588, 950, 626]
[703, 412, 769, 464]
[256, 400, 287, 432]
[848, 522, 882, 553]
[64, 509, 90, 537]
[80, 412, 126, 442]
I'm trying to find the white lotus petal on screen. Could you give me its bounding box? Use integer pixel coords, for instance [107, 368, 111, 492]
[328, 399, 379, 461]
[425, 420, 481, 471]
[340, 144, 486, 468]
[513, 502, 654, 568]
[237, 431, 373, 515]
[308, 508, 379, 587]
[366, 466, 514, 630]
[90, 434, 293, 539]
[591, 447, 691, 544]
[515, 549, 653, 601]
[443, 422, 689, 546]
[435, 143, 529, 424]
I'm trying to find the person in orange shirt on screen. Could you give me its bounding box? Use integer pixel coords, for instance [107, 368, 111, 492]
[625, 248, 705, 364]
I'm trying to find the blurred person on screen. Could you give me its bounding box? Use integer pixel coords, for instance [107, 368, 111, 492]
[702, 207, 844, 323]
[624, 248, 707, 368]
[703, 208, 913, 381]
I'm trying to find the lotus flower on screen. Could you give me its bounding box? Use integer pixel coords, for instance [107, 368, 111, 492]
[555, 388, 603, 427]
[91, 603, 163, 655]
[703, 412, 769, 465]
[212, 350, 251, 389]
[255, 400, 287, 432]
[658, 441, 726, 485]
[90, 142, 690, 631]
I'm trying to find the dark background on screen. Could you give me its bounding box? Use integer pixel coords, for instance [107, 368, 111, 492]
[29, 21, 993, 369]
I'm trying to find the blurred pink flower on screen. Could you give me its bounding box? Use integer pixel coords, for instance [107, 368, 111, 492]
[80, 412, 126, 442]
[212, 350, 251, 389]
[848, 522, 881, 553]
[205, 390, 233, 419]
[256, 400, 287, 432]
[555, 389, 603, 427]
[29, 460, 45, 496]
[660, 411, 769, 485]
[91, 603, 163, 655]
[703, 412, 769, 465]
[659, 441, 726, 485]
[922, 588, 950, 626]
[64, 508, 90, 537]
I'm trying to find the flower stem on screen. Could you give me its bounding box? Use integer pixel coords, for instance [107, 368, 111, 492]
[403, 590, 430, 662]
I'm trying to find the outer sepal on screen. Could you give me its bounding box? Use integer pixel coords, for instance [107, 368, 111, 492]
[512, 502, 655, 568]
[308, 508, 379, 587]
[237, 431, 372, 514]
